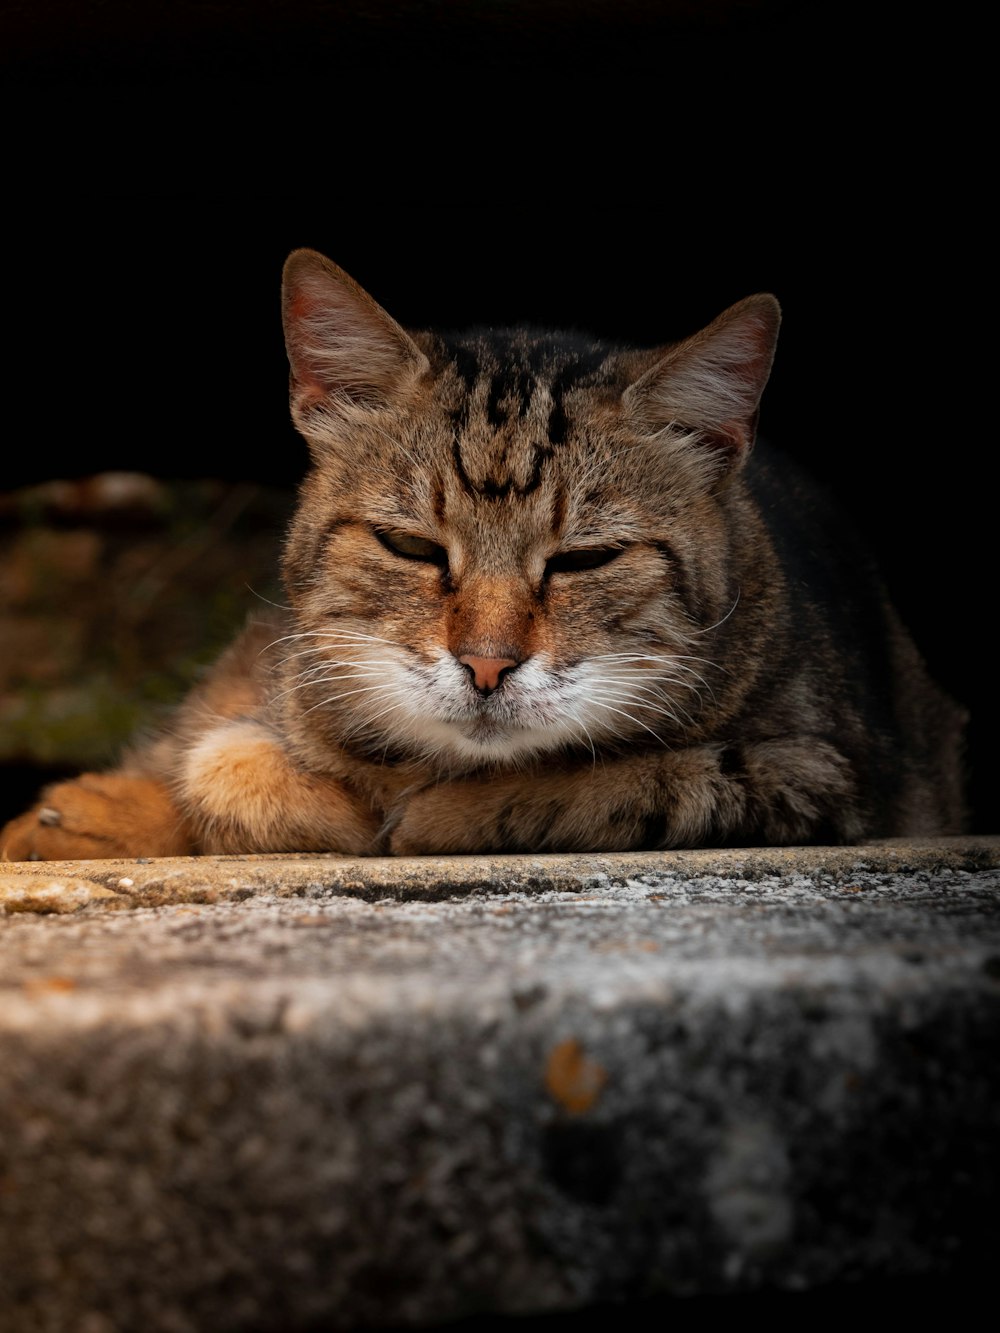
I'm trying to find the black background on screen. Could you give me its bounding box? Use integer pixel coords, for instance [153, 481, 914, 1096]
[3, 2, 993, 830]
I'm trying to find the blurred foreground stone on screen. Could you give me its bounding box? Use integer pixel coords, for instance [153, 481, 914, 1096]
[1, 839, 998, 1332]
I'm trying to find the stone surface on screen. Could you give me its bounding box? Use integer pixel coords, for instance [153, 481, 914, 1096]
[0, 874, 119, 913]
[1, 839, 999, 1332]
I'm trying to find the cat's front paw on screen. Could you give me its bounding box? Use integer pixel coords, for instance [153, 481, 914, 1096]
[0, 774, 194, 861]
[179, 720, 380, 854]
[387, 789, 484, 856]
[387, 779, 554, 855]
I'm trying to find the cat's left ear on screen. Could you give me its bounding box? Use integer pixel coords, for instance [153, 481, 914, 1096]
[623, 294, 780, 473]
[282, 249, 429, 427]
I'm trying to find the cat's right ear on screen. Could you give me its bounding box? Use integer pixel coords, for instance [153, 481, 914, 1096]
[281, 249, 429, 431]
[623, 293, 781, 479]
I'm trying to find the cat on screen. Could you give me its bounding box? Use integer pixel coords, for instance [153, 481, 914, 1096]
[0, 248, 967, 860]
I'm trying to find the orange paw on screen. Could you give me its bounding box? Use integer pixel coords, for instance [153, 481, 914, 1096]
[0, 773, 194, 862]
[180, 721, 379, 853]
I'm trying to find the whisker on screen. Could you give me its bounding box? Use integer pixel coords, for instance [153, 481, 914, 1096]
[584, 698, 668, 746]
[584, 673, 705, 714]
[587, 670, 706, 696]
[285, 658, 385, 679]
[340, 695, 412, 744]
[591, 651, 726, 676]
[598, 691, 694, 725]
[587, 693, 688, 731]
[584, 698, 669, 751]
[246, 586, 292, 611]
[573, 721, 598, 768]
[299, 683, 392, 717]
[272, 671, 384, 703]
[260, 628, 406, 657]
[689, 590, 741, 636]
[279, 646, 389, 665]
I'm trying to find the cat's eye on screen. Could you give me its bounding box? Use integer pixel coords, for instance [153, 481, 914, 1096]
[546, 546, 624, 575]
[374, 528, 448, 567]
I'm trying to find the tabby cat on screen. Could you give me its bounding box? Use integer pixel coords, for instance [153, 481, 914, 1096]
[0, 249, 967, 860]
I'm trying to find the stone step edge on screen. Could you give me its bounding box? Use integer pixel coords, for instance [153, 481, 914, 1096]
[1, 836, 998, 914]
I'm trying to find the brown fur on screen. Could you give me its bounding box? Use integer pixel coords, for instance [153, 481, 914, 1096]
[1, 250, 967, 861]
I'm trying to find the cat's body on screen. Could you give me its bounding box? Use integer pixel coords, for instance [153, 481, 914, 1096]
[1, 250, 967, 860]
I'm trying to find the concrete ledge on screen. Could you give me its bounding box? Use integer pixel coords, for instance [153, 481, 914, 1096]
[2, 836, 999, 911]
[2, 840, 999, 1332]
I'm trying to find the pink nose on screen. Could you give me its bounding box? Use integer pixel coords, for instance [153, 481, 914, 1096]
[459, 655, 519, 693]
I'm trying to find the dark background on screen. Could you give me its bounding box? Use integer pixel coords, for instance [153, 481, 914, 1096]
[2, 2, 992, 830]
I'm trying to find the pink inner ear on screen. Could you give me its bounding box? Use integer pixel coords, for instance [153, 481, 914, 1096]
[287, 337, 328, 403]
[285, 285, 332, 400]
[287, 291, 314, 322]
[700, 419, 751, 462]
[294, 381, 328, 409]
[720, 420, 749, 447]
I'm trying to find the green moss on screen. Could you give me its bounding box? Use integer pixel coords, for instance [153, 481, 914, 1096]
[1, 672, 185, 767]
[0, 480, 293, 770]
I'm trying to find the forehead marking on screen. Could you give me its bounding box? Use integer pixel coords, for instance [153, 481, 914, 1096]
[442, 337, 613, 502]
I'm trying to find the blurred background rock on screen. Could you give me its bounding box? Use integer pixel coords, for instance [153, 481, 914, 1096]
[0, 473, 291, 819]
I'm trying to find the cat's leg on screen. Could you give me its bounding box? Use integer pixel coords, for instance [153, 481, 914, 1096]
[177, 719, 379, 854]
[1, 773, 195, 861]
[1, 721, 380, 861]
[387, 739, 862, 854]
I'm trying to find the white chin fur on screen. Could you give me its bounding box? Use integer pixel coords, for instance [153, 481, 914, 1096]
[401, 713, 577, 765]
[349, 654, 588, 767]
[335, 651, 676, 767]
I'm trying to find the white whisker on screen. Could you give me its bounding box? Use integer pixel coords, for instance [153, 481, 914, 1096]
[340, 695, 412, 744]
[585, 698, 668, 745]
[272, 671, 384, 703]
[300, 683, 393, 717]
[688, 590, 741, 636]
[246, 586, 291, 611]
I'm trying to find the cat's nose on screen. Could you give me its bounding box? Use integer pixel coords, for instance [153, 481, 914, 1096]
[459, 655, 520, 695]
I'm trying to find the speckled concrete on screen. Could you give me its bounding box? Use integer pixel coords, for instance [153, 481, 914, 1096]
[2, 840, 999, 1332]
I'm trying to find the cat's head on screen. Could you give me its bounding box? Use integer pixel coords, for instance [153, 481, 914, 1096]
[278, 248, 779, 769]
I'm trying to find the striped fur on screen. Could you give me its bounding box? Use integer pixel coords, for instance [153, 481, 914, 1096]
[1, 250, 967, 859]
